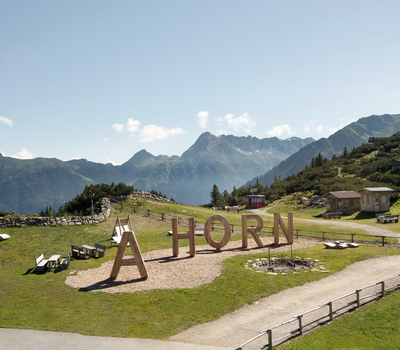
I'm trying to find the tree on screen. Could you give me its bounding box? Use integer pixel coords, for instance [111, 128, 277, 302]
[343, 146, 349, 158]
[210, 184, 222, 207]
[316, 152, 323, 167]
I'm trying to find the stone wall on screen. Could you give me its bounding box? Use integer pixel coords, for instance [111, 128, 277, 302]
[0, 197, 111, 228]
[130, 191, 171, 202]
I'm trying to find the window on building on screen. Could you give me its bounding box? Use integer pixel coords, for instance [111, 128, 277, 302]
[382, 195, 387, 204]
[368, 195, 371, 204]
[363, 195, 366, 204]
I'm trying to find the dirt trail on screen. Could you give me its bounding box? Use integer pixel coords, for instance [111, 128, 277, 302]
[170, 255, 400, 349]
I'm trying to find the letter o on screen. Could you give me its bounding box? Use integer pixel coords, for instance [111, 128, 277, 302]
[204, 214, 231, 250]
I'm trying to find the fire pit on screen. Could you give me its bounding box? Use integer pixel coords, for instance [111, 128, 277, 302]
[246, 257, 322, 273]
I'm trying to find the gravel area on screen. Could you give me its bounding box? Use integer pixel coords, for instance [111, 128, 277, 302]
[65, 238, 320, 293]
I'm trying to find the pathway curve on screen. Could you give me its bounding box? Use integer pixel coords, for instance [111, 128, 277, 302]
[170, 255, 400, 349]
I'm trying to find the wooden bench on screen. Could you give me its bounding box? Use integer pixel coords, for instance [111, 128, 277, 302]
[376, 214, 399, 223]
[322, 212, 342, 219]
[95, 243, 106, 258]
[60, 253, 71, 269]
[35, 254, 48, 272]
[71, 244, 88, 259]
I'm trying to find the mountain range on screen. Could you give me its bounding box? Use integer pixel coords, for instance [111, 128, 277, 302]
[0, 133, 313, 214]
[246, 114, 400, 187]
[1, 113, 400, 214]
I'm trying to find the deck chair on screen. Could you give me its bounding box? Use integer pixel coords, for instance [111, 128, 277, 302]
[0, 233, 10, 241]
[111, 216, 133, 246]
[324, 242, 336, 249]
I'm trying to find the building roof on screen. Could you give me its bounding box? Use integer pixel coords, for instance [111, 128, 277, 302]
[326, 191, 361, 199]
[357, 187, 395, 193]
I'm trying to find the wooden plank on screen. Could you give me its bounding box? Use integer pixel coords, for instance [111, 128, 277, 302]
[172, 217, 195, 257]
[273, 212, 294, 244]
[204, 214, 231, 250]
[241, 214, 264, 248]
[188, 217, 196, 256]
[274, 212, 280, 244]
[110, 231, 148, 279]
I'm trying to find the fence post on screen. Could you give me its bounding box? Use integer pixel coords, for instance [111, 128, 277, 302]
[133, 207, 136, 213]
[329, 301, 333, 321]
[296, 229, 299, 239]
[381, 281, 385, 297]
[147, 210, 150, 217]
[298, 315, 303, 335]
[381, 236, 385, 246]
[268, 329, 272, 350]
[231, 224, 234, 233]
[212, 223, 214, 231]
[351, 234, 354, 243]
[161, 213, 164, 221]
[356, 290, 360, 307]
[322, 232, 325, 241]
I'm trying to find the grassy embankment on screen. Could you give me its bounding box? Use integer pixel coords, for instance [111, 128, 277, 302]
[0, 198, 399, 342]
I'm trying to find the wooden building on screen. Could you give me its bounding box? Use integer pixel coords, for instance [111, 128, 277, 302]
[324, 191, 361, 215]
[245, 195, 266, 209]
[357, 187, 395, 213]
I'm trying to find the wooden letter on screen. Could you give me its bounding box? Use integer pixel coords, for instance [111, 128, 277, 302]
[110, 231, 148, 279]
[273, 212, 294, 244]
[241, 214, 264, 248]
[172, 217, 196, 257]
[204, 215, 231, 250]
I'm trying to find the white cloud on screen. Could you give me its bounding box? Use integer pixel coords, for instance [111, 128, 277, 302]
[112, 118, 141, 135]
[106, 158, 119, 166]
[139, 125, 185, 143]
[12, 148, 35, 159]
[0, 116, 13, 127]
[220, 113, 256, 133]
[304, 122, 313, 133]
[265, 124, 295, 137]
[328, 126, 338, 134]
[216, 117, 224, 125]
[197, 111, 209, 128]
[317, 125, 324, 133]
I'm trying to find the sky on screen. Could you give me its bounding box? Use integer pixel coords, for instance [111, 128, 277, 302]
[1, 1, 400, 165]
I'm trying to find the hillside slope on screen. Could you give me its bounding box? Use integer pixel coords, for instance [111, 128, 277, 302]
[247, 114, 400, 187]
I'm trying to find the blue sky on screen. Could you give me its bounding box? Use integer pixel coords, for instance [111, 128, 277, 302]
[1, 1, 400, 165]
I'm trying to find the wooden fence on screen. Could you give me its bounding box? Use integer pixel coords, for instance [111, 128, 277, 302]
[127, 207, 400, 246]
[236, 274, 400, 350]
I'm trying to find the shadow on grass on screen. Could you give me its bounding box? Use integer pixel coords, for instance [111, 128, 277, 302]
[79, 276, 148, 292]
[23, 267, 35, 275]
[352, 211, 381, 220]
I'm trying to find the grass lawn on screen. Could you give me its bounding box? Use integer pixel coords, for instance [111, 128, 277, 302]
[0, 200, 399, 341]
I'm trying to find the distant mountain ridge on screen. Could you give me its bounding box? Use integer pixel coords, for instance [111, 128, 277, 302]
[246, 114, 400, 187]
[0, 133, 313, 214]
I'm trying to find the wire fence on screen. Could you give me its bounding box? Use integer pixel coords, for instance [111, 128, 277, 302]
[236, 274, 400, 350]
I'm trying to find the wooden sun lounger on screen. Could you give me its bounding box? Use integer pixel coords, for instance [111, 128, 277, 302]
[111, 216, 132, 246]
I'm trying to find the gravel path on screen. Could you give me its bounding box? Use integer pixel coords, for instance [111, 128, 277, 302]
[65, 238, 319, 293]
